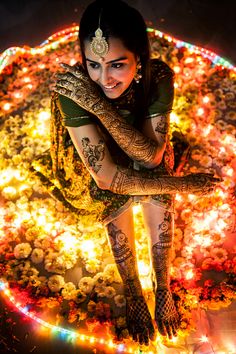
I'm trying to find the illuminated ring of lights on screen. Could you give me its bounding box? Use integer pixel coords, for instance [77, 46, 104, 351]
[0, 26, 235, 74]
[0, 24, 235, 354]
[0, 280, 132, 353]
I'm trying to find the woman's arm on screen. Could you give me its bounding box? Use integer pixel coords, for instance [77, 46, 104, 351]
[54, 64, 171, 169]
[67, 123, 220, 196]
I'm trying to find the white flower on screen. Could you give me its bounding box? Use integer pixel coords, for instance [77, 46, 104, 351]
[31, 248, 44, 264]
[61, 282, 78, 300]
[78, 277, 94, 294]
[93, 272, 112, 286]
[114, 295, 126, 308]
[14, 243, 32, 259]
[48, 275, 65, 293]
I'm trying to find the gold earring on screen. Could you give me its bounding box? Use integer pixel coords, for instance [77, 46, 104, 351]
[134, 62, 142, 83]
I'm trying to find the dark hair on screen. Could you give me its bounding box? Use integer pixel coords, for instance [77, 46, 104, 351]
[79, 0, 151, 124]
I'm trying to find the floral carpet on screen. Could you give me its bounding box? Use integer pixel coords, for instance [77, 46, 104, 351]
[0, 26, 236, 353]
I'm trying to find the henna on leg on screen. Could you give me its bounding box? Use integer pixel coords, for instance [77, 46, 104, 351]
[142, 203, 180, 338]
[106, 207, 154, 345]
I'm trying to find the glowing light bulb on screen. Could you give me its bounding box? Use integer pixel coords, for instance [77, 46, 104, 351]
[170, 112, 180, 124]
[38, 111, 50, 120]
[173, 66, 181, 73]
[23, 77, 31, 83]
[38, 63, 45, 69]
[185, 269, 194, 280]
[197, 107, 204, 116]
[14, 92, 23, 99]
[3, 102, 11, 111]
[70, 58, 77, 66]
[80, 239, 96, 257]
[203, 95, 210, 103]
[200, 335, 209, 343]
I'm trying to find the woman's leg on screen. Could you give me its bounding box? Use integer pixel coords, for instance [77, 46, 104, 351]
[105, 206, 154, 345]
[141, 202, 180, 338]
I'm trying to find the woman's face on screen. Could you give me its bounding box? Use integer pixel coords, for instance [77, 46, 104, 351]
[84, 37, 137, 99]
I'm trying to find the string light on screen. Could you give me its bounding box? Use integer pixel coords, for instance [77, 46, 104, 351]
[0, 25, 235, 74]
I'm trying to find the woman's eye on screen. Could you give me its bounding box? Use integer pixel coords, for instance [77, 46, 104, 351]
[111, 63, 124, 69]
[89, 63, 100, 69]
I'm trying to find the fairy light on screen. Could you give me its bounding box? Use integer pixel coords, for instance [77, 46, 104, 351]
[23, 76, 31, 83]
[80, 239, 96, 258]
[203, 95, 210, 103]
[197, 107, 204, 116]
[170, 112, 180, 124]
[3, 102, 11, 111]
[200, 335, 209, 343]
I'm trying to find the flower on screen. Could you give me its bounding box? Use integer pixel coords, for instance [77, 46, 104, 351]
[14, 243, 32, 259]
[103, 286, 116, 299]
[87, 300, 97, 312]
[61, 282, 78, 300]
[31, 248, 44, 264]
[78, 277, 94, 294]
[114, 294, 126, 308]
[85, 259, 101, 273]
[104, 264, 121, 283]
[93, 272, 112, 286]
[47, 275, 65, 292]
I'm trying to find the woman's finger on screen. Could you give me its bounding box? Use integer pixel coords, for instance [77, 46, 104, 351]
[60, 62, 89, 81]
[56, 72, 78, 83]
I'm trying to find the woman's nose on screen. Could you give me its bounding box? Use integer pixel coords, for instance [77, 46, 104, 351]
[100, 68, 110, 86]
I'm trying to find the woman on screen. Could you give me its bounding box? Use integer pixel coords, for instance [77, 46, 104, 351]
[50, 0, 220, 345]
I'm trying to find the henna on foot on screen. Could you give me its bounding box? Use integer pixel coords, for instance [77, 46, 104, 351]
[155, 288, 180, 338]
[126, 295, 155, 345]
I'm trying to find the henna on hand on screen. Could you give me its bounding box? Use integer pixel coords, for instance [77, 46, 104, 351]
[54, 63, 106, 114]
[109, 166, 221, 196]
[54, 64, 159, 166]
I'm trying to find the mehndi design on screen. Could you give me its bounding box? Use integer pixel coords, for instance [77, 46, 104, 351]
[81, 137, 105, 173]
[107, 222, 154, 344]
[110, 166, 220, 196]
[150, 211, 179, 338]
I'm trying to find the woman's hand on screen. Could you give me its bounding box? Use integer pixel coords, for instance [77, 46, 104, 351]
[54, 63, 105, 114]
[181, 172, 222, 195]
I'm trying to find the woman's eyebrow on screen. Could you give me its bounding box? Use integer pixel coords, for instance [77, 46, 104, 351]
[86, 56, 128, 64]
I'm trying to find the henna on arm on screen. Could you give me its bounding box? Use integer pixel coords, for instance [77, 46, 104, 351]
[81, 137, 105, 173]
[109, 165, 218, 196]
[93, 101, 162, 167]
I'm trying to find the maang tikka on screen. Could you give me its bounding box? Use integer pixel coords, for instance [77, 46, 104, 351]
[90, 9, 109, 58]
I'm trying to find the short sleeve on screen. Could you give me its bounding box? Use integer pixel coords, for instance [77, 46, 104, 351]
[147, 60, 175, 118]
[58, 94, 93, 127]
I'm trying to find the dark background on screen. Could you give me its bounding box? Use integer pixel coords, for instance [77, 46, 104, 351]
[0, 0, 236, 65]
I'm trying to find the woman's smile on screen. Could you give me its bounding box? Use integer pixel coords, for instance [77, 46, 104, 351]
[84, 37, 137, 99]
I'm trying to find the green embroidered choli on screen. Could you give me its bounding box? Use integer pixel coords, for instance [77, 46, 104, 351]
[33, 59, 175, 223]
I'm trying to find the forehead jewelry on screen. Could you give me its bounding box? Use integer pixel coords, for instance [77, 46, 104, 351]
[90, 10, 109, 58]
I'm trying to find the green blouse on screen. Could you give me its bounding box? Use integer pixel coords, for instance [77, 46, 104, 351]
[58, 58, 174, 128]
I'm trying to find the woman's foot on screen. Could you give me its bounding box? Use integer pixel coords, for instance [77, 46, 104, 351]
[155, 288, 180, 338]
[126, 295, 155, 345]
